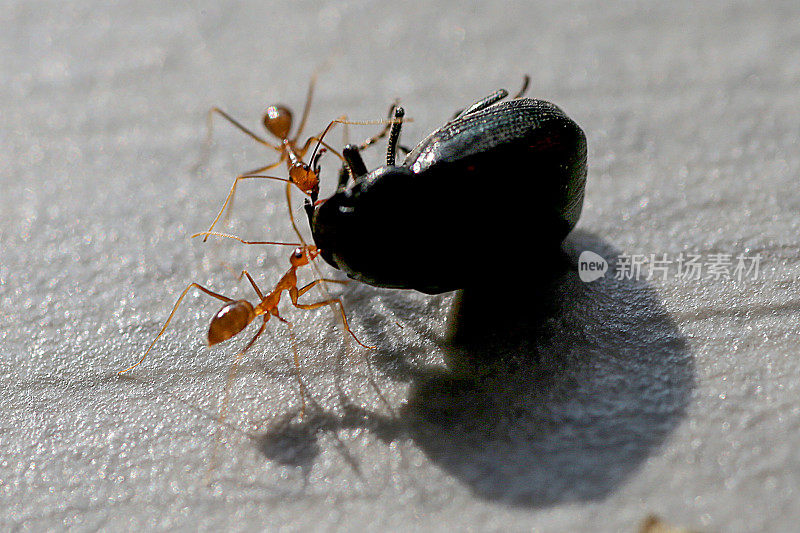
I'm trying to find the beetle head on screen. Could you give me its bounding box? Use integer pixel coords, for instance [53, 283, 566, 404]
[310, 165, 415, 274]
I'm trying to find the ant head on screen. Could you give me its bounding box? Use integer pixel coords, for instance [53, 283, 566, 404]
[208, 300, 256, 346]
[263, 105, 293, 140]
[289, 162, 320, 201]
[289, 245, 320, 267]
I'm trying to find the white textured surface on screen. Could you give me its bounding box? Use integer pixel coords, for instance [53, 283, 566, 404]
[2, 1, 799, 531]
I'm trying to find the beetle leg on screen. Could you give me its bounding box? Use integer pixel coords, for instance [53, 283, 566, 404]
[386, 107, 405, 166]
[356, 100, 400, 151]
[342, 144, 369, 178]
[451, 89, 509, 120]
[336, 164, 351, 192]
[512, 75, 531, 99]
[334, 103, 408, 184]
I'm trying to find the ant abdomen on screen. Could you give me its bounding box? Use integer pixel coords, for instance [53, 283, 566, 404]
[263, 105, 292, 140]
[208, 300, 256, 346]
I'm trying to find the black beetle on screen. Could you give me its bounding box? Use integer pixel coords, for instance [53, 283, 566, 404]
[303, 84, 587, 294]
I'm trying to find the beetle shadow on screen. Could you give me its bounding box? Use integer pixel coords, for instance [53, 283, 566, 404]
[249, 231, 693, 507]
[400, 230, 694, 506]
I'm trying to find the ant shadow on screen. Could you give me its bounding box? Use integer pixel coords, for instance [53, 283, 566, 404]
[255, 399, 404, 483]
[252, 230, 693, 507]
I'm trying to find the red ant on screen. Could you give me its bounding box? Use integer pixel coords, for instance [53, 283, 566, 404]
[118, 240, 373, 416]
[200, 76, 401, 242]
[117, 239, 377, 478]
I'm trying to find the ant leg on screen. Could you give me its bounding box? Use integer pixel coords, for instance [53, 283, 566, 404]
[208, 314, 270, 477]
[302, 115, 400, 162]
[285, 183, 307, 247]
[290, 280, 375, 349]
[289, 52, 343, 143]
[219, 314, 269, 416]
[292, 115, 344, 161]
[357, 101, 400, 151]
[273, 315, 307, 415]
[338, 106, 406, 171]
[192, 231, 301, 247]
[451, 89, 509, 120]
[208, 107, 281, 150]
[304, 115, 407, 189]
[203, 174, 300, 241]
[210, 161, 286, 239]
[299, 131, 347, 163]
[303, 198, 315, 229]
[291, 74, 317, 143]
[118, 283, 233, 375]
[195, 107, 283, 176]
[237, 270, 265, 300]
[297, 279, 349, 292]
[512, 75, 531, 99]
[240, 158, 285, 177]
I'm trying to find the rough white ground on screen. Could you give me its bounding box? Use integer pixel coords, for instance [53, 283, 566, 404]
[2, 1, 799, 531]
